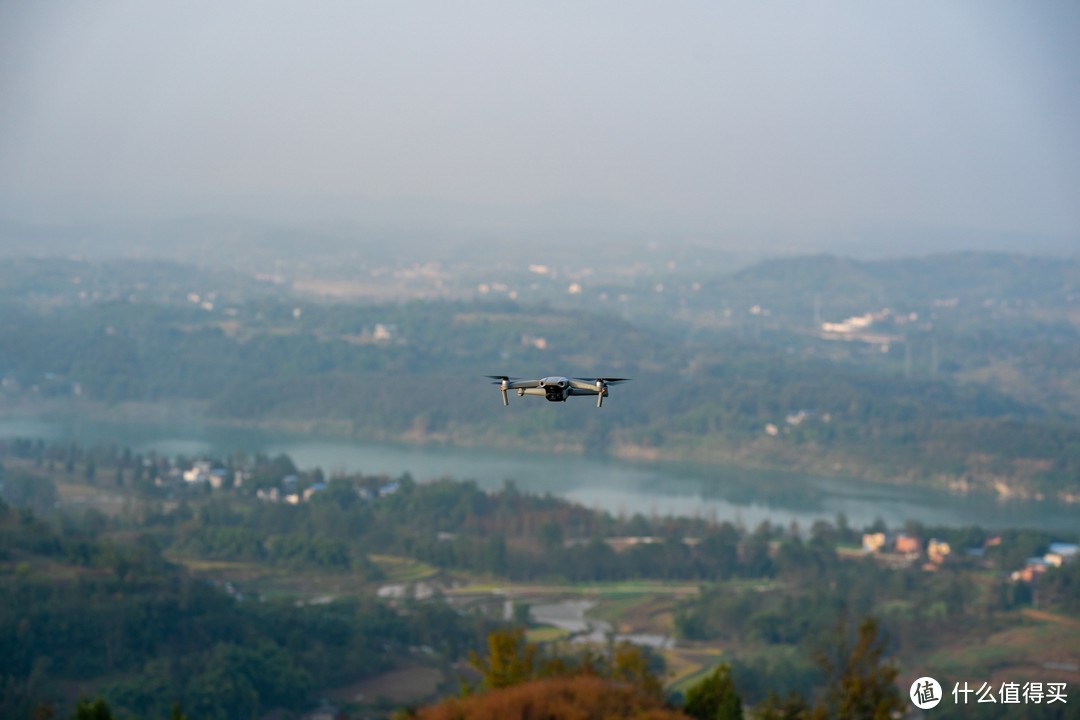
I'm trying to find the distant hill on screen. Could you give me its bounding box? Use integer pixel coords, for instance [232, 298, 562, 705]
[728, 252, 1079, 306]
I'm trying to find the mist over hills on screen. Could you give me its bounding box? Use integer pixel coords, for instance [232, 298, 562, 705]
[1, 213, 1076, 279]
[724, 252, 1079, 314]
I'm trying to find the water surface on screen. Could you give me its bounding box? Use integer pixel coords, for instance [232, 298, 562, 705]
[1, 416, 1075, 533]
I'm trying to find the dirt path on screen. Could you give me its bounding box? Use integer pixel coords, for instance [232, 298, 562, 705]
[1022, 608, 1080, 630]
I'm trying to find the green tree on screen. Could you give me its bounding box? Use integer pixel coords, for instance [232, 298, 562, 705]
[484, 534, 507, 575]
[511, 601, 531, 627]
[71, 698, 114, 720]
[753, 692, 811, 720]
[538, 520, 564, 552]
[815, 617, 901, 720]
[468, 628, 538, 690]
[610, 641, 663, 701]
[684, 663, 742, 720]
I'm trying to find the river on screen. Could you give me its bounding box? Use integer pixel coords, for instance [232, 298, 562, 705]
[1, 415, 1076, 533]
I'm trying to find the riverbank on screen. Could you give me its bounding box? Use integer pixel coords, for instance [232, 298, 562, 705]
[2, 397, 1077, 507]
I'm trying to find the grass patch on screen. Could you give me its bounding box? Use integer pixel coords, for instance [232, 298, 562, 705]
[526, 625, 572, 644]
[590, 594, 679, 636]
[664, 647, 728, 692]
[369, 554, 439, 583]
[589, 595, 652, 623]
[591, 581, 699, 597]
[169, 557, 265, 573]
[874, 599, 916, 620]
[326, 665, 444, 707]
[446, 582, 505, 594]
[920, 616, 1080, 679]
[171, 553, 384, 602]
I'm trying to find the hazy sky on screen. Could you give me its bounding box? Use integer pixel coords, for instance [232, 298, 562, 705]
[1, 1, 1078, 240]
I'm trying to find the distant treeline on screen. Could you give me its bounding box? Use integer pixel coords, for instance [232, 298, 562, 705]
[2, 438, 1077, 587]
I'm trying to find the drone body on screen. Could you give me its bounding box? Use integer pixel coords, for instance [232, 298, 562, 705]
[487, 376, 630, 408]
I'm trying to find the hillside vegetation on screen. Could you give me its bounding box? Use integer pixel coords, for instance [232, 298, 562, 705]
[1, 253, 1078, 498]
[2, 439, 1078, 717]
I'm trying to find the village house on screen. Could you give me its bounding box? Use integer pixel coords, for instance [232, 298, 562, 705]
[895, 533, 920, 555]
[927, 538, 951, 565]
[1046, 542, 1078, 566]
[862, 532, 886, 553]
[1010, 542, 1077, 583]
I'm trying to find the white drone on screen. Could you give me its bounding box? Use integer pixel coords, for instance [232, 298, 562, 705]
[487, 375, 630, 408]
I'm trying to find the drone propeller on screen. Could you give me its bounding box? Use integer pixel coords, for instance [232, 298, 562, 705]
[485, 375, 515, 405]
[573, 377, 631, 407]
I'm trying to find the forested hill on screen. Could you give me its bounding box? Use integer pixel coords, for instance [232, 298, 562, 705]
[0, 252, 1078, 498]
[730, 252, 1077, 302]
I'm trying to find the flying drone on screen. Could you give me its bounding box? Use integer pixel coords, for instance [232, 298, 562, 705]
[486, 375, 630, 408]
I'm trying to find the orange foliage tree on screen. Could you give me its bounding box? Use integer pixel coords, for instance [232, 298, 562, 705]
[414, 675, 689, 720]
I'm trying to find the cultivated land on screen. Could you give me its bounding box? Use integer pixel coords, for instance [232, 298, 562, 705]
[167, 540, 1079, 710]
[2, 444, 1079, 718]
